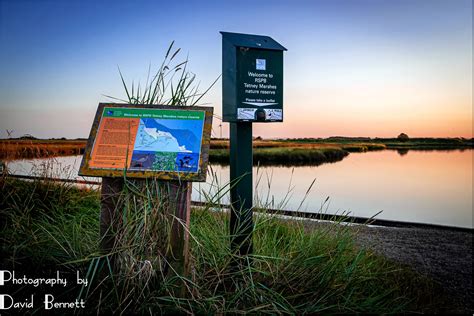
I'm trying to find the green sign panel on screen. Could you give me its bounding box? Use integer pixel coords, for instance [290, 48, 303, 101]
[236, 48, 283, 121]
[221, 32, 286, 122]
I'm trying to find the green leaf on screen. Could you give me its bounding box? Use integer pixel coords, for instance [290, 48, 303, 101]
[118, 66, 131, 103]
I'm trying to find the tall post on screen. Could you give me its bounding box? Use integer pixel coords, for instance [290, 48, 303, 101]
[221, 32, 286, 267]
[99, 178, 191, 281]
[167, 181, 192, 277]
[229, 122, 253, 257]
[100, 177, 124, 253]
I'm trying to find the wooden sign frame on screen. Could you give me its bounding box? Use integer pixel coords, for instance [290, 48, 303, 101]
[79, 103, 213, 181]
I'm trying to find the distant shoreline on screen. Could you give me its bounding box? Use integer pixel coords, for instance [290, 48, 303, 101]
[1, 138, 472, 165]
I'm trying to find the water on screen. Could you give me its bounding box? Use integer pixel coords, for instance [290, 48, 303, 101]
[5, 150, 473, 228]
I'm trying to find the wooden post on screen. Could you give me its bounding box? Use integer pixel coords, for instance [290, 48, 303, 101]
[100, 177, 124, 253]
[99, 177, 191, 279]
[167, 181, 192, 277]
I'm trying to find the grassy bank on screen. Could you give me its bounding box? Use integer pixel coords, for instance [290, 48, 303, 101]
[210, 146, 349, 165]
[0, 139, 86, 160]
[0, 139, 353, 166]
[0, 177, 448, 314]
[1, 137, 471, 165]
[284, 136, 474, 150]
[211, 139, 387, 152]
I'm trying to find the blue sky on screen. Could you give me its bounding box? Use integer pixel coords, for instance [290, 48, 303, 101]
[0, 0, 472, 138]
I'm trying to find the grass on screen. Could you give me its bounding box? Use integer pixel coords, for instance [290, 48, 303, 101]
[0, 139, 86, 160]
[0, 176, 448, 314]
[210, 147, 349, 165]
[0, 140, 352, 166]
[3, 137, 470, 165]
[285, 136, 474, 150]
[106, 40, 219, 106]
[339, 143, 387, 152]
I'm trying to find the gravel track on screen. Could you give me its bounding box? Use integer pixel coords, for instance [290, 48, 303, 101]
[353, 225, 473, 313]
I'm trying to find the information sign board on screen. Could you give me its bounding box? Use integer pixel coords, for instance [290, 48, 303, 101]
[236, 48, 283, 121]
[79, 103, 213, 181]
[221, 32, 286, 122]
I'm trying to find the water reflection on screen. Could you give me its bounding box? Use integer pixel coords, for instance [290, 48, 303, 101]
[394, 148, 471, 156]
[396, 149, 409, 156]
[5, 150, 473, 228]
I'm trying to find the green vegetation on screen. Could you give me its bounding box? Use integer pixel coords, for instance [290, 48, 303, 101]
[152, 152, 177, 170]
[107, 41, 219, 106]
[0, 139, 85, 159]
[338, 143, 386, 152]
[397, 133, 410, 142]
[210, 147, 349, 165]
[208, 141, 392, 165]
[0, 177, 447, 314]
[207, 136, 472, 165]
[284, 136, 473, 150]
[1, 137, 470, 163]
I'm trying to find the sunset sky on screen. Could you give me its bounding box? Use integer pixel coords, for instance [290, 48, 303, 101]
[0, 0, 472, 139]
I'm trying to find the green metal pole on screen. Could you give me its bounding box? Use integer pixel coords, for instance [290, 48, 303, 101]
[229, 122, 253, 258]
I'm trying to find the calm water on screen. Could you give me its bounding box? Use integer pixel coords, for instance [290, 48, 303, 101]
[5, 150, 473, 228]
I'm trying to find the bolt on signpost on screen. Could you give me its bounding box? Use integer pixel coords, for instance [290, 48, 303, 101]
[79, 104, 213, 279]
[221, 32, 286, 262]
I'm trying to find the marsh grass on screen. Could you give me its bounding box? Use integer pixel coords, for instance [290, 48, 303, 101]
[0, 165, 445, 314]
[1, 138, 471, 162]
[287, 137, 473, 150]
[339, 143, 386, 152]
[210, 147, 349, 166]
[104, 41, 219, 107]
[0, 140, 352, 166]
[0, 139, 85, 160]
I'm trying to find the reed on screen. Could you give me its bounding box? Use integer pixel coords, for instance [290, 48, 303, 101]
[104, 41, 219, 107]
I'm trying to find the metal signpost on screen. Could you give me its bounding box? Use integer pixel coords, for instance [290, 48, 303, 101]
[79, 103, 213, 276]
[221, 32, 286, 258]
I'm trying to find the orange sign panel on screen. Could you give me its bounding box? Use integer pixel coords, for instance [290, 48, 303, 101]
[88, 117, 139, 169]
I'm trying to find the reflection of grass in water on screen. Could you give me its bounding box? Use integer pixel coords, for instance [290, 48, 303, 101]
[152, 151, 177, 171]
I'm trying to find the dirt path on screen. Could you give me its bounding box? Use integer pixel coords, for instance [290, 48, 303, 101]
[353, 225, 473, 313]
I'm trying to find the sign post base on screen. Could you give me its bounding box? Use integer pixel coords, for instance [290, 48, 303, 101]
[229, 122, 254, 261]
[99, 178, 191, 281]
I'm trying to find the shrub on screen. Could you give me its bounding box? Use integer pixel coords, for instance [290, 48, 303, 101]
[397, 133, 410, 142]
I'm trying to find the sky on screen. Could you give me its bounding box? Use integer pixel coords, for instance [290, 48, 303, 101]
[0, 0, 472, 139]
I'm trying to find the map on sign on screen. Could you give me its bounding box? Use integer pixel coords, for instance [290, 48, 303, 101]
[87, 107, 205, 173]
[130, 117, 202, 172]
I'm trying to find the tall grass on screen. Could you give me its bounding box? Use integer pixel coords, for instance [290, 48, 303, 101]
[105, 41, 219, 107]
[0, 169, 445, 314]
